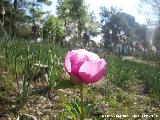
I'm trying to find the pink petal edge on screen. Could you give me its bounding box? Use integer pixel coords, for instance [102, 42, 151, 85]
[78, 59, 106, 84]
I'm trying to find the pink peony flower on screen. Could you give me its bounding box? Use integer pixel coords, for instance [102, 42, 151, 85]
[64, 49, 106, 84]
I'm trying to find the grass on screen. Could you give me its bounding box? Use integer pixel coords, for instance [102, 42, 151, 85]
[0, 38, 160, 119]
[105, 55, 160, 99]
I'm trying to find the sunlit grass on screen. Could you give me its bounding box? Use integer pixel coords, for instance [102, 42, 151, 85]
[105, 54, 160, 99]
[0, 38, 159, 119]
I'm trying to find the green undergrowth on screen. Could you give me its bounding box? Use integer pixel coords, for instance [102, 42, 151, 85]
[0, 38, 160, 119]
[105, 55, 160, 99]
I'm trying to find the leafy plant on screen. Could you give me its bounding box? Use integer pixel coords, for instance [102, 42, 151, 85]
[60, 96, 93, 120]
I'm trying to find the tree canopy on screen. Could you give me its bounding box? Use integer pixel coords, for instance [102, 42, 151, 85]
[1, 0, 157, 51]
[100, 6, 147, 50]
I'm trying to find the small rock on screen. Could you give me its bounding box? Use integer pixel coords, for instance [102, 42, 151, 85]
[37, 111, 43, 116]
[17, 113, 37, 120]
[43, 109, 51, 115]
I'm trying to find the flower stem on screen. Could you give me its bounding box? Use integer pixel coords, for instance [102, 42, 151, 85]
[80, 83, 84, 120]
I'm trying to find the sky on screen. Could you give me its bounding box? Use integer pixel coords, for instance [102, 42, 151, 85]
[44, 0, 147, 25]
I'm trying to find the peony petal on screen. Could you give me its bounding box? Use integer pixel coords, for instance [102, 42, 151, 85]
[86, 51, 100, 60]
[64, 51, 72, 73]
[72, 49, 100, 61]
[64, 49, 107, 85]
[70, 53, 89, 65]
[71, 61, 84, 75]
[64, 49, 89, 73]
[78, 59, 106, 84]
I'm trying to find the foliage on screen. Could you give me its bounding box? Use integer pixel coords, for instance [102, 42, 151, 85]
[100, 6, 147, 51]
[57, 0, 89, 45]
[0, 1, 160, 119]
[43, 15, 64, 43]
[0, 0, 29, 39]
[0, 0, 52, 40]
[60, 96, 93, 120]
[80, 12, 100, 47]
[105, 55, 160, 99]
[47, 48, 64, 89]
[0, 38, 160, 119]
[0, 38, 66, 101]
